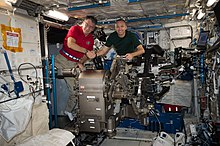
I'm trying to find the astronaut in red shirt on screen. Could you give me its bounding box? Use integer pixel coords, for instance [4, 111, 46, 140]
[55, 16, 97, 120]
[60, 16, 97, 62]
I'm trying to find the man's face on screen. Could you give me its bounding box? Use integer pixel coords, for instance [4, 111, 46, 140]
[82, 19, 96, 36]
[115, 20, 127, 37]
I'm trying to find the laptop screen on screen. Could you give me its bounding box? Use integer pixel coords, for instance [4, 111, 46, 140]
[197, 31, 209, 48]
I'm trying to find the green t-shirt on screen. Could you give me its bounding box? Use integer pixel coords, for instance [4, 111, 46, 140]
[105, 31, 141, 55]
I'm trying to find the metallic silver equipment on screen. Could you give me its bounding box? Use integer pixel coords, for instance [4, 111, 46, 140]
[76, 57, 160, 133]
[78, 70, 113, 133]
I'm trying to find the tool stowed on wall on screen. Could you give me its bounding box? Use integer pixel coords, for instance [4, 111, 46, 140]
[0, 47, 24, 98]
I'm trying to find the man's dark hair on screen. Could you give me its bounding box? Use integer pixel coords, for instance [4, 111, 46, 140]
[85, 15, 97, 25]
[116, 18, 126, 23]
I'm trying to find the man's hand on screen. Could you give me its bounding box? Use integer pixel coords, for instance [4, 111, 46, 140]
[86, 50, 96, 59]
[125, 53, 133, 60]
[77, 62, 84, 71]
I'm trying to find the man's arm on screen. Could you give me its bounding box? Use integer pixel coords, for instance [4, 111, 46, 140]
[96, 45, 110, 57]
[67, 37, 95, 59]
[67, 37, 86, 53]
[78, 55, 88, 71]
[78, 45, 110, 70]
[125, 44, 145, 60]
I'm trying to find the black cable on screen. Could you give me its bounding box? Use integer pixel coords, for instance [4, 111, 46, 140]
[0, 89, 44, 104]
[0, 96, 20, 104]
[18, 63, 38, 84]
[0, 91, 4, 93]
[17, 62, 39, 99]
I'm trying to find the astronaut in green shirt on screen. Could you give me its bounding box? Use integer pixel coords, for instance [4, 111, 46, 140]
[96, 18, 145, 60]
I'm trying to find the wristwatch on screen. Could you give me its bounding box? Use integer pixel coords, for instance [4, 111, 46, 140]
[84, 50, 88, 54]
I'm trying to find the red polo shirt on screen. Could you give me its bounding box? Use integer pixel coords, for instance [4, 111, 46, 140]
[60, 25, 94, 62]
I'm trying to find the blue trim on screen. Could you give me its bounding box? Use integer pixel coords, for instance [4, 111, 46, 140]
[45, 59, 53, 129]
[68, 2, 110, 11]
[128, 25, 163, 30]
[1, 47, 15, 82]
[61, 49, 80, 61]
[128, 0, 144, 3]
[1, 47, 23, 97]
[97, 13, 190, 25]
[51, 55, 58, 127]
[200, 53, 205, 84]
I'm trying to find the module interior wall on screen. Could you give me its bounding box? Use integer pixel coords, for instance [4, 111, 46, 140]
[0, 12, 43, 96]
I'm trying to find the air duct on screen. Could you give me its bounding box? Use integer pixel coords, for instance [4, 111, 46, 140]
[9, 0, 43, 17]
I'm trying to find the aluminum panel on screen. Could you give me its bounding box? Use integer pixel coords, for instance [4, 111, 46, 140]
[78, 70, 113, 132]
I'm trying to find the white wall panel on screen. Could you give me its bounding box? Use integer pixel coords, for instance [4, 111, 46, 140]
[170, 26, 191, 39]
[170, 38, 192, 51]
[10, 15, 40, 44]
[159, 30, 170, 50]
[0, 13, 10, 41]
[0, 12, 41, 69]
[0, 11, 42, 97]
